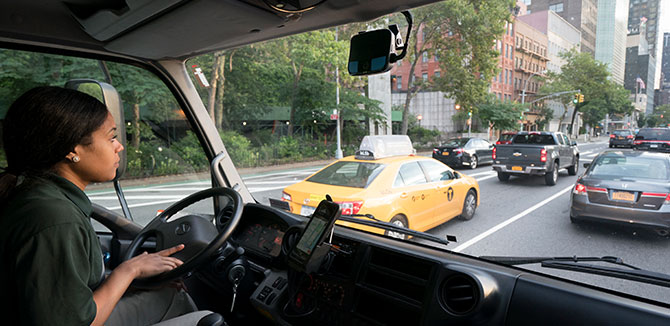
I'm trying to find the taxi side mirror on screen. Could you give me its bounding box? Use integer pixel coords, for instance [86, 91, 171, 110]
[65, 79, 127, 180]
[453, 171, 462, 179]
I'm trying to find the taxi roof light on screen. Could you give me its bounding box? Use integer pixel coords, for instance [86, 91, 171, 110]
[355, 135, 416, 160]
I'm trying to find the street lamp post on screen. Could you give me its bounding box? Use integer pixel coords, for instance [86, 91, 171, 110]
[519, 70, 545, 131]
[335, 27, 343, 159]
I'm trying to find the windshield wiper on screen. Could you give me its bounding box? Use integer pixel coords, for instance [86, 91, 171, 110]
[481, 255, 670, 288]
[338, 214, 456, 246]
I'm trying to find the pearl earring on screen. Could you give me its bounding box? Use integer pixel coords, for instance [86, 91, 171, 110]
[72, 156, 80, 163]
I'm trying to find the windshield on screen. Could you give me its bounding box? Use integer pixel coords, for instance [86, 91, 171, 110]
[588, 155, 670, 180]
[182, 1, 670, 305]
[612, 130, 631, 136]
[306, 161, 385, 188]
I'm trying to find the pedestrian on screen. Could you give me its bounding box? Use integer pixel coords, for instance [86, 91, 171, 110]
[0, 86, 215, 326]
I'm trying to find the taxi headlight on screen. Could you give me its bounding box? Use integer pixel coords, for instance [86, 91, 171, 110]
[281, 191, 292, 202]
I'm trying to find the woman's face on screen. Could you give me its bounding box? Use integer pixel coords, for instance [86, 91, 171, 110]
[71, 112, 124, 184]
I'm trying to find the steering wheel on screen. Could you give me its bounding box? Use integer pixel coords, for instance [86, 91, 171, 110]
[122, 187, 243, 284]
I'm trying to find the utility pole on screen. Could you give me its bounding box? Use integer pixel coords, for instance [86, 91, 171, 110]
[335, 27, 343, 159]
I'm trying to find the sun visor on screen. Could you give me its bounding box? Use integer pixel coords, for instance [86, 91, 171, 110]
[355, 135, 415, 160]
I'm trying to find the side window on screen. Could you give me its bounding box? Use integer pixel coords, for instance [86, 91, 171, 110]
[464, 140, 475, 149]
[395, 162, 427, 187]
[0, 48, 214, 230]
[556, 134, 565, 145]
[563, 134, 571, 145]
[420, 161, 453, 182]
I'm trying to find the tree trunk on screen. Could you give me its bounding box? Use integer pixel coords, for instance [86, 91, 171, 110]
[208, 53, 223, 122]
[289, 62, 302, 137]
[132, 102, 140, 148]
[215, 55, 225, 130]
[568, 103, 579, 136]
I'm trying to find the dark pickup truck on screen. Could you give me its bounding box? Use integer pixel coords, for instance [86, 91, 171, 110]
[492, 131, 580, 185]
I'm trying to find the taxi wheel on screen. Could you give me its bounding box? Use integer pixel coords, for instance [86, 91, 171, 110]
[458, 190, 477, 221]
[469, 155, 478, 169]
[385, 215, 408, 240]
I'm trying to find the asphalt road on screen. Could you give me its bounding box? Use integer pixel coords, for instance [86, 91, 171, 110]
[87, 139, 670, 303]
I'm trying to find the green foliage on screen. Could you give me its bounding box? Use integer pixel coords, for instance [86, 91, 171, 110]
[637, 112, 646, 128]
[172, 131, 209, 171]
[475, 94, 525, 131]
[540, 49, 634, 130]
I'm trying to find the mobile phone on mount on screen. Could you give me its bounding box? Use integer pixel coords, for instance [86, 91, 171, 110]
[288, 198, 340, 273]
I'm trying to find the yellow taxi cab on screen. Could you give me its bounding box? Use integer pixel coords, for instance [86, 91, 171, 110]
[281, 136, 480, 238]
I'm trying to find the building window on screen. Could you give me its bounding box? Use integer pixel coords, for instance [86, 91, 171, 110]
[434, 71, 441, 78]
[422, 73, 428, 81]
[422, 51, 428, 63]
[549, 3, 564, 13]
[524, 0, 531, 4]
[397, 76, 402, 89]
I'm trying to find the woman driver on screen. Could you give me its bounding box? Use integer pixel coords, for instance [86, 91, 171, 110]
[0, 86, 213, 325]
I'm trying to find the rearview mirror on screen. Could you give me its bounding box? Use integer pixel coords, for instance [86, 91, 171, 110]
[348, 29, 394, 76]
[64, 79, 127, 180]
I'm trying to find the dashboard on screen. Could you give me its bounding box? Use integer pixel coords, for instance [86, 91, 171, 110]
[214, 203, 670, 325]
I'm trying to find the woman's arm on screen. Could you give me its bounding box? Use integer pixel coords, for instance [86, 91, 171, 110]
[91, 244, 185, 326]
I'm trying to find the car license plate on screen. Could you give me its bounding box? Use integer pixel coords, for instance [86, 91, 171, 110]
[300, 205, 316, 216]
[442, 152, 449, 156]
[512, 166, 523, 171]
[612, 191, 634, 202]
[650, 144, 658, 148]
[618, 136, 623, 140]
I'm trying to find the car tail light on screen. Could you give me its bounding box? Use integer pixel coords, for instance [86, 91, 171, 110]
[573, 183, 587, 195]
[453, 148, 463, 155]
[634, 140, 643, 145]
[495, 141, 501, 145]
[642, 192, 670, 205]
[433, 148, 439, 153]
[336, 201, 363, 215]
[610, 134, 615, 138]
[492, 147, 497, 160]
[281, 191, 291, 202]
[540, 148, 547, 162]
[626, 135, 634, 139]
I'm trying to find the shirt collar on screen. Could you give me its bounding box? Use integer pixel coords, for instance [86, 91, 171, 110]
[47, 174, 93, 217]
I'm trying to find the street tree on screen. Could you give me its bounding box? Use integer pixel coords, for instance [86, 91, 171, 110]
[472, 94, 525, 138]
[540, 49, 633, 134]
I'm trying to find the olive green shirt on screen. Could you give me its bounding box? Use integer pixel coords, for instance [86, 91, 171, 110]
[0, 174, 103, 325]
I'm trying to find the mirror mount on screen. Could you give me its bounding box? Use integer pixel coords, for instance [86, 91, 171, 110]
[348, 11, 413, 76]
[389, 11, 412, 64]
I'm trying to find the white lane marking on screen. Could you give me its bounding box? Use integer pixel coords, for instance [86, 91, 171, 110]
[467, 171, 497, 177]
[580, 150, 593, 155]
[453, 185, 573, 252]
[475, 174, 497, 182]
[90, 195, 186, 200]
[100, 184, 292, 211]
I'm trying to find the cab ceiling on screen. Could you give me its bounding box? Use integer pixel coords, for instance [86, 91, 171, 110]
[0, 0, 437, 61]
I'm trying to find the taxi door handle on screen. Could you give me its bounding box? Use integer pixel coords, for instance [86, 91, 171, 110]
[400, 192, 408, 198]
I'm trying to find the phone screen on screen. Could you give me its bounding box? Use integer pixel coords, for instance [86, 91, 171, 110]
[289, 200, 340, 270]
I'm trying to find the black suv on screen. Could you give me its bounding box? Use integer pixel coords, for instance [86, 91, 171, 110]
[634, 128, 670, 153]
[608, 129, 634, 148]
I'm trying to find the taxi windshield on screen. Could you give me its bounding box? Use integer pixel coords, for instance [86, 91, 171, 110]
[306, 161, 385, 188]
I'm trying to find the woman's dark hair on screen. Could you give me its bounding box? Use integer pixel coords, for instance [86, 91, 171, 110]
[0, 86, 109, 198]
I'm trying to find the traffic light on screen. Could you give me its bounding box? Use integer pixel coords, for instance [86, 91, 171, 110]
[573, 94, 579, 104]
[455, 104, 461, 110]
[468, 110, 472, 117]
[578, 94, 584, 103]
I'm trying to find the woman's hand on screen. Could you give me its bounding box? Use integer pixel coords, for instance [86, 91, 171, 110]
[121, 244, 186, 279]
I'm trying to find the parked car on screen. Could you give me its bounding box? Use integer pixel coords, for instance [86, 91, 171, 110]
[496, 132, 517, 145]
[432, 137, 494, 169]
[492, 131, 580, 185]
[633, 128, 670, 153]
[570, 150, 670, 236]
[283, 136, 480, 238]
[609, 129, 635, 148]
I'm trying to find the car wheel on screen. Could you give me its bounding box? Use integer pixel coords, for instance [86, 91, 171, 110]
[570, 215, 578, 224]
[497, 171, 510, 182]
[469, 155, 478, 169]
[385, 215, 408, 240]
[609, 144, 613, 148]
[459, 190, 477, 221]
[567, 158, 578, 175]
[545, 163, 558, 186]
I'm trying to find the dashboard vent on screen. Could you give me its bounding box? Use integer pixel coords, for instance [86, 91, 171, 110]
[440, 274, 479, 315]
